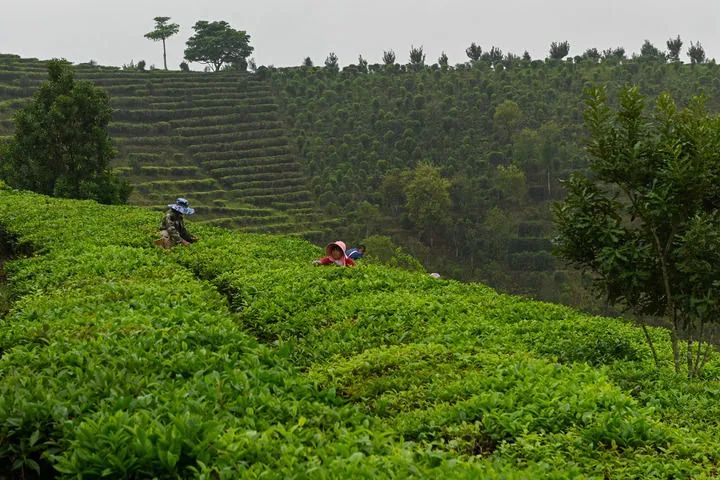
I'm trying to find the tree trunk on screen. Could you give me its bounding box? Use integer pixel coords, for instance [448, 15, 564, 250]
[162, 38, 168, 70]
[671, 310, 681, 374]
[640, 323, 660, 370]
[547, 167, 551, 197]
[650, 228, 679, 373]
[691, 320, 705, 378]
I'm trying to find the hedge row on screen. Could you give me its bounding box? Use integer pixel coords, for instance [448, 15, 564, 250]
[177, 128, 286, 146]
[230, 177, 306, 191]
[186, 136, 289, 154]
[208, 161, 301, 177]
[207, 163, 299, 178]
[175, 120, 284, 137]
[197, 148, 292, 165]
[169, 112, 278, 128]
[134, 178, 218, 193]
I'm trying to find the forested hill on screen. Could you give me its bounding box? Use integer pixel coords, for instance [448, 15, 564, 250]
[1, 186, 720, 477]
[266, 58, 720, 309]
[2, 52, 720, 310]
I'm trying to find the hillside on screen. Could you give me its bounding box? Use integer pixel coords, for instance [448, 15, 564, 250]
[3, 53, 720, 311]
[267, 58, 720, 309]
[0, 187, 719, 478]
[0, 53, 329, 239]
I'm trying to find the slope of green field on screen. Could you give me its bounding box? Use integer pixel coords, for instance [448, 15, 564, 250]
[0, 186, 719, 478]
[0, 53, 328, 240]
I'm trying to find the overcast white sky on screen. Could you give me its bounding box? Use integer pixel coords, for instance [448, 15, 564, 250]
[1, 0, 718, 70]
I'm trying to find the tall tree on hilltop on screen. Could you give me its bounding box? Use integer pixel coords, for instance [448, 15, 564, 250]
[325, 52, 339, 72]
[409, 45, 426, 69]
[582, 48, 601, 62]
[357, 54, 368, 73]
[688, 41, 706, 65]
[602, 47, 626, 61]
[184, 20, 254, 72]
[466, 42, 482, 62]
[549, 41, 570, 60]
[438, 51, 449, 69]
[0, 60, 130, 204]
[640, 40, 665, 61]
[483, 46, 503, 66]
[382, 50, 396, 66]
[302, 57, 314, 67]
[666, 35, 683, 62]
[144, 16, 180, 70]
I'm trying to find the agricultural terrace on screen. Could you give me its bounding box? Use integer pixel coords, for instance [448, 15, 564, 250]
[0, 186, 719, 477]
[0, 53, 328, 240]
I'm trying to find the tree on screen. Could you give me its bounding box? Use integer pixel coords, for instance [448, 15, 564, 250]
[493, 99, 524, 142]
[582, 48, 601, 62]
[639, 40, 665, 61]
[666, 35, 683, 62]
[537, 121, 563, 196]
[554, 86, 720, 377]
[688, 41, 706, 64]
[602, 47, 626, 61]
[0, 60, 130, 204]
[549, 41, 570, 60]
[380, 168, 411, 215]
[302, 57, 314, 67]
[382, 50, 396, 66]
[482, 207, 514, 261]
[495, 164, 527, 206]
[466, 42, 482, 62]
[184, 20, 254, 72]
[438, 52, 449, 69]
[503, 52, 520, 67]
[404, 163, 451, 246]
[357, 55, 369, 73]
[325, 52, 339, 72]
[144, 16, 180, 70]
[409, 45, 425, 69]
[482, 46, 503, 66]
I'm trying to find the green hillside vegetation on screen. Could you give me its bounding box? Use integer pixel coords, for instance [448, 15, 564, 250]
[0, 54, 328, 239]
[2, 48, 720, 311]
[267, 50, 720, 309]
[1, 187, 720, 477]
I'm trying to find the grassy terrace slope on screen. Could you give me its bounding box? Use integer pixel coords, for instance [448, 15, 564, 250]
[1, 187, 720, 478]
[0, 54, 328, 239]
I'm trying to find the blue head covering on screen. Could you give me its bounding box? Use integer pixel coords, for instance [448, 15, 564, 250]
[168, 198, 195, 215]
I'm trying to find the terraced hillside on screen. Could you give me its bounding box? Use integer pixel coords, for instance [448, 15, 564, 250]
[0, 53, 329, 239]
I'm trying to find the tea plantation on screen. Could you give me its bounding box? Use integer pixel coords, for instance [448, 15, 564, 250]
[0, 54, 329, 239]
[1, 186, 719, 478]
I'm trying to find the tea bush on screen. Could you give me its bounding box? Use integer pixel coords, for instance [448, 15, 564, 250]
[0, 188, 718, 478]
